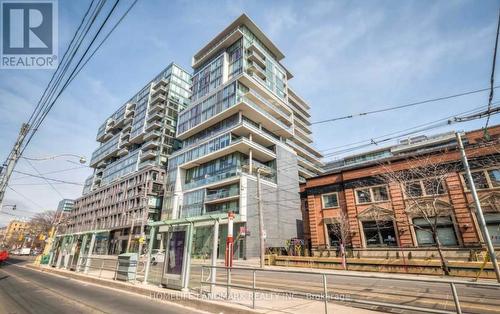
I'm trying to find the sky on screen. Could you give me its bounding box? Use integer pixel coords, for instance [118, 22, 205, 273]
[1, 0, 499, 226]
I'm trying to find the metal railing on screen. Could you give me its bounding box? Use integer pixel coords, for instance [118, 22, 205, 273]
[199, 265, 500, 314]
[77, 256, 146, 282]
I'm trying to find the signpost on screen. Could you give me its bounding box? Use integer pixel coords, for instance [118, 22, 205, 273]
[225, 211, 234, 268]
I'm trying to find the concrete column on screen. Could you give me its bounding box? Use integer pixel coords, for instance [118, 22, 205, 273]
[248, 149, 253, 175]
[143, 226, 157, 284]
[56, 236, 67, 268]
[76, 234, 89, 272]
[210, 219, 220, 294]
[84, 233, 97, 274]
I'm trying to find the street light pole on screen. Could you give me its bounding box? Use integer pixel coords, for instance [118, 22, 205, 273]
[456, 132, 500, 282]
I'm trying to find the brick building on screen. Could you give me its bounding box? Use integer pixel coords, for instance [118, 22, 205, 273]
[301, 126, 500, 258]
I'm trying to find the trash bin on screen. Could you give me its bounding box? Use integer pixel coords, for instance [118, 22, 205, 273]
[116, 253, 138, 281]
[40, 254, 50, 264]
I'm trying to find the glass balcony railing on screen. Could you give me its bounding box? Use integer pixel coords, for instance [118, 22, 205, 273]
[237, 94, 292, 132]
[184, 166, 242, 190]
[205, 188, 239, 202]
[242, 117, 281, 141]
[247, 89, 291, 119]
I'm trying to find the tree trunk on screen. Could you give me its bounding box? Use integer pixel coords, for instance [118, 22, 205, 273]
[433, 230, 450, 276]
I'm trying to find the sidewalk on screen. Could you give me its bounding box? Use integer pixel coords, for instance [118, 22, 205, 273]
[26, 263, 380, 314]
[191, 257, 499, 284]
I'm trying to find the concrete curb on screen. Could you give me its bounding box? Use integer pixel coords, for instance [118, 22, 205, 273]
[26, 264, 257, 314]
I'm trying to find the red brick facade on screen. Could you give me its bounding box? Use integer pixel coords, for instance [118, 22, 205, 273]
[301, 126, 500, 251]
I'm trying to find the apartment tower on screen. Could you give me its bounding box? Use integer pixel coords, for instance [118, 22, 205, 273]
[163, 14, 322, 258]
[67, 63, 191, 254]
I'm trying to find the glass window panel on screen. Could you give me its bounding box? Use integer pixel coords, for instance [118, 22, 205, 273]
[405, 181, 423, 197]
[436, 227, 458, 246]
[488, 169, 500, 187]
[464, 171, 489, 190]
[356, 189, 371, 203]
[372, 186, 389, 201]
[322, 193, 338, 208]
[362, 220, 397, 247]
[423, 178, 446, 195]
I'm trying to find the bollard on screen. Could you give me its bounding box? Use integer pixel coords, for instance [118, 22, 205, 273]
[323, 274, 328, 314]
[252, 270, 256, 309]
[200, 267, 204, 295]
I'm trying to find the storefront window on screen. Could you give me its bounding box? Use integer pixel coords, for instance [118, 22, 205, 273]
[413, 217, 458, 246]
[486, 213, 500, 245]
[362, 220, 397, 247]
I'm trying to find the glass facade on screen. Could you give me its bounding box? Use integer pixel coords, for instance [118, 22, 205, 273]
[88, 63, 192, 193]
[177, 82, 238, 134]
[191, 54, 223, 102]
[101, 150, 140, 185]
[90, 133, 121, 165]
[240, 26, 287, 100]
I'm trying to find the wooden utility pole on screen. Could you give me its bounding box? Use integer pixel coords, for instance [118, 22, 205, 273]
[0, 124, 29, 208]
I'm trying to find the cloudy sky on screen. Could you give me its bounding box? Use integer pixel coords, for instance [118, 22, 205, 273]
[1, 0, 499, 226]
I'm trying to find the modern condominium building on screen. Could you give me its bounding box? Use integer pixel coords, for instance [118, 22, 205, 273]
[162, 14, 323, 259]
[66, 63, 191, 254]
[57, 199, 75, 214]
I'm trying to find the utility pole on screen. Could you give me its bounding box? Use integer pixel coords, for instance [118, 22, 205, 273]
[0, 123, 29, 209]
[456, 132, 500, 282]
[257, 168, 265, 268]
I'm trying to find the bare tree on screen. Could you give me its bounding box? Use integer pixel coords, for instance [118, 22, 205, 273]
[29, 210, 57, 233]
[378, 155, 460, 276]
[328, 210, 350, 269]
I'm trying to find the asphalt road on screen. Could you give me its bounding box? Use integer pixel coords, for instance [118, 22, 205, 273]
[0, 257, 204, 314]
[189, 264, 500, 314]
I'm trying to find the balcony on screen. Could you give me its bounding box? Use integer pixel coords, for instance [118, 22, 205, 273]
[150, 93, 166, 106]
[184, 166, 242, 191]
[247, 62, 266, 80]
[245, 89, 292, 122]
[294, 125, 313, 143]
[117, 147, 128, 157]
[286, 139, 323, 161]
[152, 79, 168, 90]
[142, 140, 160, 150]
[147, 112, 162, 123]
[179, 136, 276, 170]
[145, 121, 162, 132]
[205, 188, 239, 204]
[297, 155, 323, 174]
[151, 84, 167, 97]
[298, 164, 316, 178]
[138, 160, 157, 169]
[177, 92, 294, 141]
[246, 49, 266, 69]
[143, 130, 161, 141]
[140, 149, 157, 161]
[192, 28, 244, 68]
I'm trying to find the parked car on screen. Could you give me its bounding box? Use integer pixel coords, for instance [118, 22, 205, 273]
[0, 249, 8, 264]
[20, 248, 31, 256]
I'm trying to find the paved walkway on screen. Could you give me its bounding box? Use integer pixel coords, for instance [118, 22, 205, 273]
[26, 262, 380, 314]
